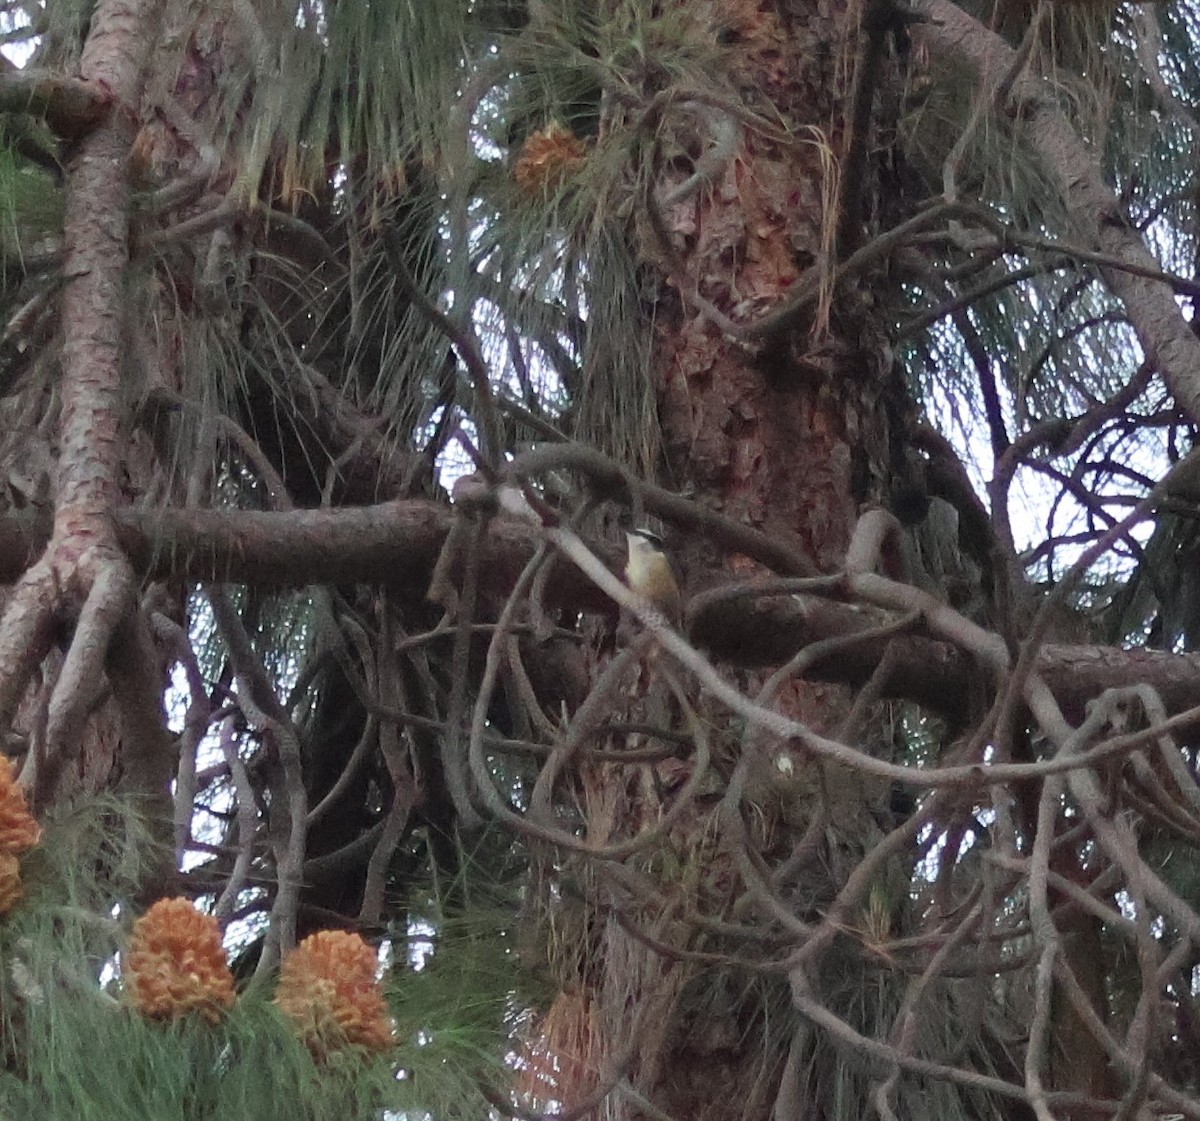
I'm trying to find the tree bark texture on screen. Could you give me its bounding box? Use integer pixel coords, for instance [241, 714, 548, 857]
[0, 0, 172, 808]
[570, 1, 903, 1117]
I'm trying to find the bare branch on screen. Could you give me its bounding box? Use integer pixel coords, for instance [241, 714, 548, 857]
[916, 0, 1200, 426]
[0, 69, 111, 137]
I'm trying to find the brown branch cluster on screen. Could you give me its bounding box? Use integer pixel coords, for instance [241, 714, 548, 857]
[90, 447, 1200, 1121]
[456, 475, 1200, 1121]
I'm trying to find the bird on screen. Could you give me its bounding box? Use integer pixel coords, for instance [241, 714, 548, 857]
[623, 528, 683, 628]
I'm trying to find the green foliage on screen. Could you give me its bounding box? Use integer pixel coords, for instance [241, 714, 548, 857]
[0, 996, 407, 1121]
[0, 144, 61, 264]
[0, 800, 527, 1120]
[390, 925, 531, 1115]
[894, 3, 1185, 525]
[1107, 505, 1200, 649]
[224, 0, 467, 205]
[1152, 834, 1200, 907]
[809, 950, 1019, 1121]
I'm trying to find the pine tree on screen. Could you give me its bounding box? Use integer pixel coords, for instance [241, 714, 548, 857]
[0, 0, 1198, 1118]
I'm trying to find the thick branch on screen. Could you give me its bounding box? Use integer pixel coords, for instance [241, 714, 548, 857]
[0, 69, 111, 138]
[1, 503, 1197, 720]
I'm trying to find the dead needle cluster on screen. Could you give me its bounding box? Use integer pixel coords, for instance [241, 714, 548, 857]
[0, 755, 42, 915]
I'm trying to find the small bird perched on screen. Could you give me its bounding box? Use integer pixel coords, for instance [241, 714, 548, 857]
[623, 529, 682, 628]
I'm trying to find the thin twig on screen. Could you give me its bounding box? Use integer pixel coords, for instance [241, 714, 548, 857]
[208, 588, 308, 973]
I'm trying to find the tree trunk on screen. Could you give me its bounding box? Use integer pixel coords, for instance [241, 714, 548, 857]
[569, 2, 908, 1117]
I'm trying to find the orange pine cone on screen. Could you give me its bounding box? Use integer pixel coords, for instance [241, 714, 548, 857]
[513, 122, 588, 195]
[0, 755, 41, 855]
[0, 852, 23, 915]
[276, 930, 394, 1059]
[125, 898, 235, 1024]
